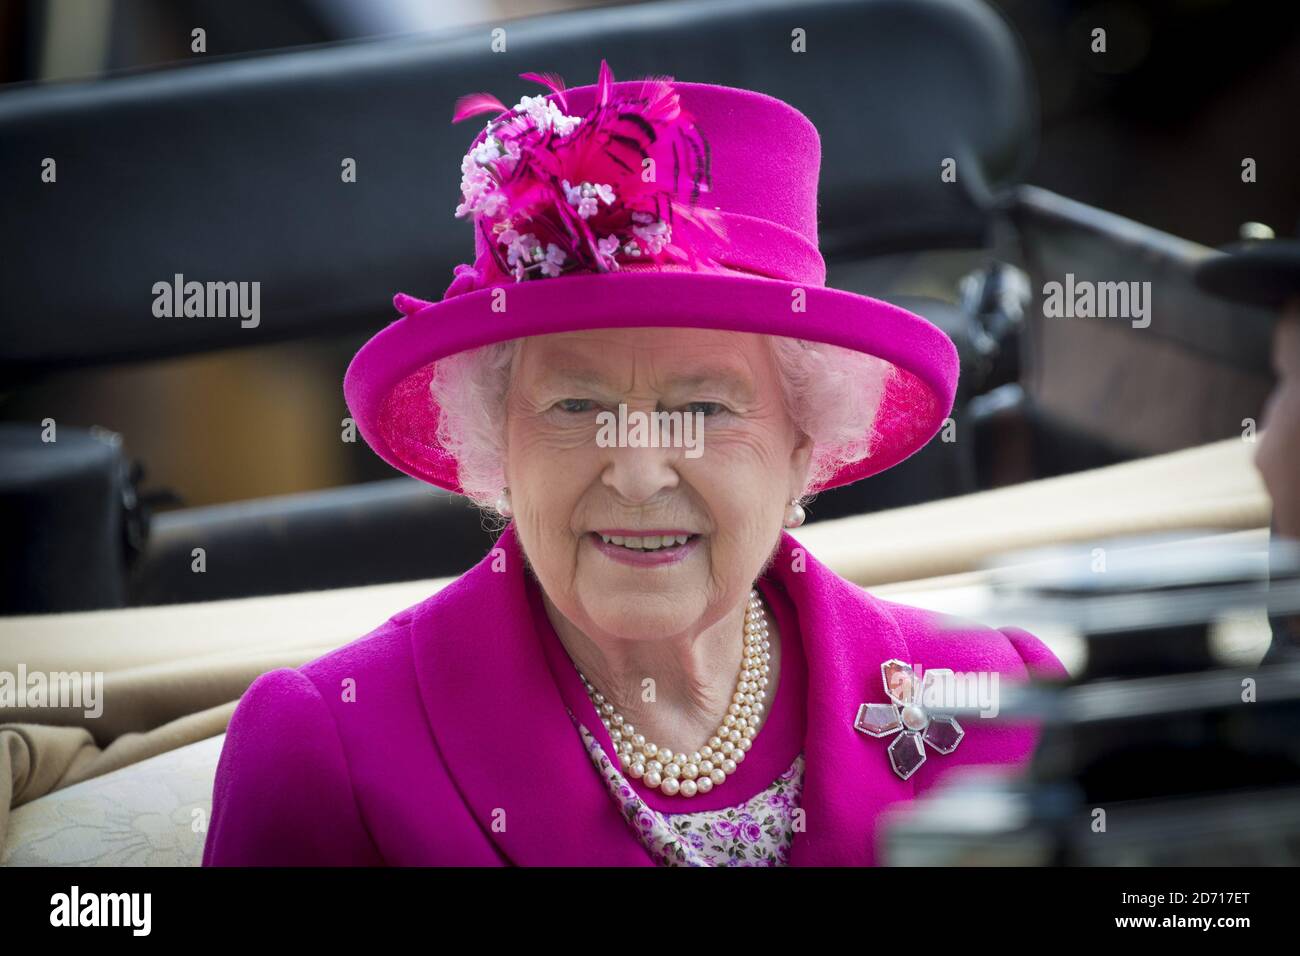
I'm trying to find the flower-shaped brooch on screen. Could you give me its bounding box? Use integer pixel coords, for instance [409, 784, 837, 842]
[854, 659, 964, 780]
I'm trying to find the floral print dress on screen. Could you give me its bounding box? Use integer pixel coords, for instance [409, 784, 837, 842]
[577, 721, 805, 866]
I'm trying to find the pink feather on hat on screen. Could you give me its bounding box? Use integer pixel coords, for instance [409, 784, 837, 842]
[451, 59, 726, 284]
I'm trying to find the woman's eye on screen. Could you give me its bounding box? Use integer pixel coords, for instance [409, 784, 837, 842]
[682, 401, 726, 417]
[555, 398, 596, 414]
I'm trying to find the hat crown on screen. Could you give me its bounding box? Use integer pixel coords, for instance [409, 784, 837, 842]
[562, 80, 819, 243]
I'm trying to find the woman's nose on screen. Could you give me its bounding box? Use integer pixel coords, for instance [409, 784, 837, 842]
[598, 427, 682, 504]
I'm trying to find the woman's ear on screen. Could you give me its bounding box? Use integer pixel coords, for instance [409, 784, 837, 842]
[789, 430, 814, 501]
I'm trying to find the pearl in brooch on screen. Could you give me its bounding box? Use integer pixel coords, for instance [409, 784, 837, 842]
[578, 588, 771, 797]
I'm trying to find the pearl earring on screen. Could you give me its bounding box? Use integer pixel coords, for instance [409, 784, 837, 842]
[495, 488, 513, 518]
[783, 499, 805, 528]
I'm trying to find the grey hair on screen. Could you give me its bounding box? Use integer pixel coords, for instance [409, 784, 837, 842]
[429, 335, 894, 518]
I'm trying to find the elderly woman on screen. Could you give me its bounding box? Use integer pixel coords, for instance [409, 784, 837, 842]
[203, 63, 1066, 867]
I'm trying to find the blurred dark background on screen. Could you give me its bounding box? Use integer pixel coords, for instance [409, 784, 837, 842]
[3, 0, 1296, 248]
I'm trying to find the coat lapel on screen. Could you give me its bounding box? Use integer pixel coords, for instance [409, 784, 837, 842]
[409, 522, 653, 866]
[770, 530, 919, 866]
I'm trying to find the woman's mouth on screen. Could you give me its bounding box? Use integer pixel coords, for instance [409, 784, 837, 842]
[588, 531, 701, 566]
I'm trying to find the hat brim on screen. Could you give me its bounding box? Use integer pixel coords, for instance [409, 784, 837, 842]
[344, 270, 959, 495]
[1194, 240, 1300, 310]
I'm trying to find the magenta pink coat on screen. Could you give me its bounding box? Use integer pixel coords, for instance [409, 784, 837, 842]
[203, 523, 1066, 866]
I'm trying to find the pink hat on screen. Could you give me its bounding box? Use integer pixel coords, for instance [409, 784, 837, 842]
[344, 62, 959, 496]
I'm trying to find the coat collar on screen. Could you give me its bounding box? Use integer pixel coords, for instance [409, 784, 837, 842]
[410, 522, 918, 866]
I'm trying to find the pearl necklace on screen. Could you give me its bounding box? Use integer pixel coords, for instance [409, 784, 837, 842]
[578, 588, 771, 797]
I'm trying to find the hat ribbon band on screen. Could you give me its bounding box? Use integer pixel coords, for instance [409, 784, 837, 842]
[441, 210, 826, 301]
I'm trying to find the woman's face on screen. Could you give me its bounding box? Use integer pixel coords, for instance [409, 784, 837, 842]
[504, 327, 813, 642]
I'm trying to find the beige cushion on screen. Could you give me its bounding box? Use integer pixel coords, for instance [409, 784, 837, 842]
[1, 735, 222, 867]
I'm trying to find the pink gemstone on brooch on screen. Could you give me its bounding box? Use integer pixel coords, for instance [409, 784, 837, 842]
[883, 659, 918, 706]
[922, 716, 964, 755]
[854, 702, 901, 736]
[888, 733, 926, 780]
[854, 659, 965, 780]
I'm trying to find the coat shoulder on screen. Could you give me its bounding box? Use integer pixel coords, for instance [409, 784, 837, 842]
[867, 594, 1069, 682]
[205, 586, 466, 865]
[296, 552, 503, 691]
[293, 585, 450, 692]
[204, 665, 383, 865]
